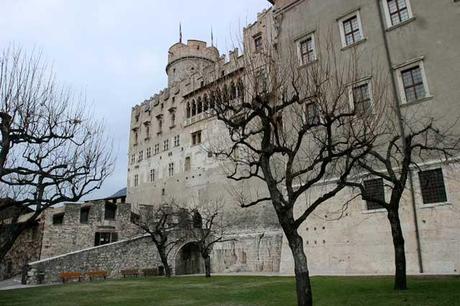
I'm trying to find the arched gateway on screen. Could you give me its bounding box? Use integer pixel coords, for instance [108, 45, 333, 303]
[174, 242, 204, 275]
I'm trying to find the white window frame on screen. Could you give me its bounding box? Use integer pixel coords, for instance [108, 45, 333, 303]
[296, 32, 316, 66]
[381, 0, 414, 29]
[394, 58, 430, 104]
[348, 77, 374, 114]
[338, 10, 365, 48]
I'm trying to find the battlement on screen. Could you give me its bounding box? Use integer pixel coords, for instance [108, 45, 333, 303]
[166, 39, 220, 73]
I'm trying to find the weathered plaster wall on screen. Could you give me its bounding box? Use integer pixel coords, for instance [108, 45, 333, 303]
[211, 230, 283, 273]
[279, 165, 460, 275]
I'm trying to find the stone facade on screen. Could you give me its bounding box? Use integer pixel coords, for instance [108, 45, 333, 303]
[27, 229, 283, 284]
[211, 230, 283, 273]
[0, 220, 43, 280]
[271, 0, 460, 275]
[20, 0, 460, 282]
[127, 0, 460, 278]
[27, 235, 161, 284]
[40, 199, 140, 259]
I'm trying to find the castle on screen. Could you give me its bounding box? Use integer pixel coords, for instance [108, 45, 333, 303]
[4, 0, 459, 283]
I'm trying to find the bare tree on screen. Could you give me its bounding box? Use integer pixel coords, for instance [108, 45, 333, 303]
[133, 202, 188, 277]
[188, 199, 234, 278]
[343, 114, 460, 290]
[208, 34, 382, 305]
[0, 47, 114, 263]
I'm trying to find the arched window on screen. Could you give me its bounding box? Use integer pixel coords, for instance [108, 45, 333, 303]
[222, 84, 229, 102]
[192, 100, 197, 116]
[203, 94, 209, 112]
[230, 82, 237, 100]
[197, 97, 203, 114]
[237, 79, 244, 98]
[186, 102, 191, 118]
[192, 210, 202, 229]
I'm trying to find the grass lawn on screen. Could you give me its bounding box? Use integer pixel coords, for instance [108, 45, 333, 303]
[1, 275, 459, 306]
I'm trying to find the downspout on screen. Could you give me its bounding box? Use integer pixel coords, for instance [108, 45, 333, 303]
[375, 0, 424, 274]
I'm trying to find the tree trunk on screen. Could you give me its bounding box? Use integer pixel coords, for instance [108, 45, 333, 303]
[0, 224, 25, 263]
[157, 248, 171, 278]
[387, 209, 407, 290]
[286, 231, 313, 306]
[203, 254, 211, 278]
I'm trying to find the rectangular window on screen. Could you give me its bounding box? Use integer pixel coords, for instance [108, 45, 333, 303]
[192, 131, 202, 146]
[52, 213, 64, 225]
[170, 113, 176, 128]
[298, 35, 316, 65]
[339, 12, 364, 47]
[158, 118, 163, 133]
[305, 102, 320, 126]
[94, 232, 118, 246]
[343, 16, 361, 45]
[401, 66, 426, 103]
[174, 135, 180, 147]
[80, 207, 90, 224]
[145, 125, 150, 139]
[164, 139, 169, 151]
[363, 178, 385, 210]
[104, 203, 117, 220]
[138, 151, 143, 162]
[168, 163, 174, 177]
[352, 82, 372, 115]
[134, 174, 139, 187]
[386, 0, 411, 26]
[131, 154, 136, 165]
[146, 148, 152, 158]
[418, 168, 448, 204]
[185, 156, 191, 171]
[254, 34, 263, 53]
[150, 169, 155, 182]
[256, 68, 268, 94]
[154, 144, 160, 154]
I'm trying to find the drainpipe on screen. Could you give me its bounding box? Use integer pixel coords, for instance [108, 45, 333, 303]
[375, 0, 424, 274]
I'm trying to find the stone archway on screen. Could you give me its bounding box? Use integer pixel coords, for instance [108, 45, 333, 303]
[175, 242, 204, 275]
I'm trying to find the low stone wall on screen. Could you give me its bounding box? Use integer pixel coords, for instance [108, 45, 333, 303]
[27, 235, 160, 284]
[27, 229, 284, 284]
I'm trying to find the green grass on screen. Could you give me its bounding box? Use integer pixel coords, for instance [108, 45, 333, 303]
[1, 276, 459, 306]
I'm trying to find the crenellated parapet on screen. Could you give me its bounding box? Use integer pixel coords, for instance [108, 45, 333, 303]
[166, 40, 220, 87]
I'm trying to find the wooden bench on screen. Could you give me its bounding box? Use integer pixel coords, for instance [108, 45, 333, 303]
[59, 272, 82, 283]
[121, 269, 140, 278]
[86, 271, 108, 281]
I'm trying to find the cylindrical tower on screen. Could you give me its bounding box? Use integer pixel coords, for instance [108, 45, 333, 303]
[166, 40, 220, 86]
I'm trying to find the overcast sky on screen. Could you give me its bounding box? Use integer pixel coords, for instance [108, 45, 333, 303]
[0, 0, 271, 199]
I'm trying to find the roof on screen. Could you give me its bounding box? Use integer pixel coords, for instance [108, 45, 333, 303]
[110, 188, 127, 198]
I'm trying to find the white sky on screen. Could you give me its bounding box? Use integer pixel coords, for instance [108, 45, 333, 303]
[0, 0, 271, 199]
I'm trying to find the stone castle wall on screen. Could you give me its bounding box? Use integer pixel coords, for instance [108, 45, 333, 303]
[27, 229, 283, 284]
[27, 235, 160, 284]
[40, 201, 140, 260]
[0, 221, 43, 280]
